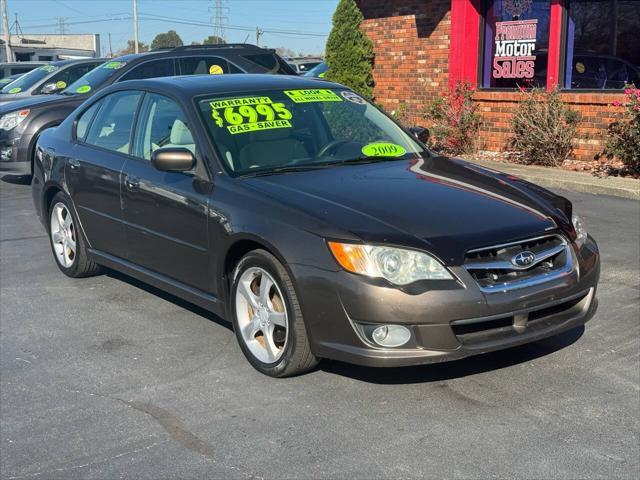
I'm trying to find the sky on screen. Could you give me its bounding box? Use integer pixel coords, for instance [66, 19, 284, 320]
[7, 0, 339, 56]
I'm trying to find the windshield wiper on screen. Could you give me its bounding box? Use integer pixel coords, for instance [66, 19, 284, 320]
[239, 164, 332, 177]
[331, 155, 407, 166]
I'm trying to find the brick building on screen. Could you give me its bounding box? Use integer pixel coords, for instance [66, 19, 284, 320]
[357, 0, 639, 161]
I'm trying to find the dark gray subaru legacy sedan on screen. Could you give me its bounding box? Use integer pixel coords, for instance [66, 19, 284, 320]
[32, 75, 600, 377]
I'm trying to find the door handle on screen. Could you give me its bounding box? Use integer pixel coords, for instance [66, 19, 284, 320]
[125, 175, 140, 192]
[67, 158, 81, 170]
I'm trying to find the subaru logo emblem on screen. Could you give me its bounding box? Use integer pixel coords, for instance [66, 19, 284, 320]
[512, 251, 536, 268]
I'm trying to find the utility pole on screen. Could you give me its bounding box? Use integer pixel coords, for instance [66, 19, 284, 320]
[56, 17, 66, 35]
[255, 26, 263, 46]
[1, 0, 11, 62]
[133, 0, 139, 53]
[108, 32, 113, 57]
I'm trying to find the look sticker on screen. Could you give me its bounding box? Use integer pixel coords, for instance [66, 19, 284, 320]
[341, 91, 366, 104]
[55, 81, 67, 89]
[76, 85, 92, 94]
[8, 87, 21, 94]
[284, 89, 342, 103]
[209, 96, 294, 135]
[103, 61, 126, 70]
[361, 142, 406, 157]
[209, 64, 224, 75]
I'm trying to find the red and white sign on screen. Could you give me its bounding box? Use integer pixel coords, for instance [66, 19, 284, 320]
[492, 19, 537, 79]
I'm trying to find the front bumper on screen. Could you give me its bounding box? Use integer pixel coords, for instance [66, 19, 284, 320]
[291, 235, 600, 367]
[0, 127, 30, 175]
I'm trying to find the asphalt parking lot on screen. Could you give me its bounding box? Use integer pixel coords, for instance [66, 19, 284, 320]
[1, 176, 638, 480]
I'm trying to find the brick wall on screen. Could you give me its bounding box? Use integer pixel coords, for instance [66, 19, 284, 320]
[473, 91, 625, 160]
[358, 0, 623, 162]
[358, 0, 451, 120]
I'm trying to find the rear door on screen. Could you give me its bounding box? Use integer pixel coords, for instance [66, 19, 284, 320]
[120, 92, 211, 291]
[66, 90, 143, 258]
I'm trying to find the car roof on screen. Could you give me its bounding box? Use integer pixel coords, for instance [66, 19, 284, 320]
[117, 74, 344, 97]
[108, 43, 279, 65]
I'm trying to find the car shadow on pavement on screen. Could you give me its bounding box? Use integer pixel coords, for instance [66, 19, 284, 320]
[1, 174, 31, 185]
[320, 326, 585, 384]
[104, 268, 233, 332]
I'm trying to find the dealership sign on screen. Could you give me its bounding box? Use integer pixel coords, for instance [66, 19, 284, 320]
[492, 19, 537, 79]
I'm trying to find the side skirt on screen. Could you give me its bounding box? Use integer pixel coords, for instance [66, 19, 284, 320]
[88, 249, 227, 320]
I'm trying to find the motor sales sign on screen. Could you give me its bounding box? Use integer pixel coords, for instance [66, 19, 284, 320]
[492, 19, 537, 79]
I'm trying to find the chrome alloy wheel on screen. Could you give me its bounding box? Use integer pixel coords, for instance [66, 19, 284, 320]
[50, 202, 77, 268]
[235, 267, 288, 363]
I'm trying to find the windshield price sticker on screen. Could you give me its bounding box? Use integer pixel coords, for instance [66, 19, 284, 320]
[209, 96, 293, 135]
[76, 85, 92, 94]
[284, 89, 342, 103]
[39, 65, 58, 73]
[362, 142, 407, 158]
[103, 61, 126, 70]
[8, 87, 21, 94]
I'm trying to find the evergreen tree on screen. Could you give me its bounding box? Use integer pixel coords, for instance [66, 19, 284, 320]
[150, 30, 184, 50]
[324, 0, 374, 98]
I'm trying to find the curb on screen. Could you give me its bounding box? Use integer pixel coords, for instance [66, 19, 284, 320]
[469, 159, 640, 201]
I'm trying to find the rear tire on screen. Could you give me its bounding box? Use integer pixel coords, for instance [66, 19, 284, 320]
[230, 249, 318, 377]
[48, 192, 101, 278]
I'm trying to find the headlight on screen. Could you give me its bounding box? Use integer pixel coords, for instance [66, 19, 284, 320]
[0, 109, 30, 131]
[572, 213, 587, 247]
[328, 242, 452, 285]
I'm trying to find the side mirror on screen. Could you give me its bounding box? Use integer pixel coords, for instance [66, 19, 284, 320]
[41, 82, 63, 94]
[151, 147, 195, 172]
[409, 126, 430, 144]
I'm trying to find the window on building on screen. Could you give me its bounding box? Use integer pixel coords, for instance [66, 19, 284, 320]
[564, 0, 640, 90]
[482, 0, 551, 89]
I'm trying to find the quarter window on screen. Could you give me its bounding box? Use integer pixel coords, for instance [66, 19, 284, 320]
[75, 100, 102, 141]
[84, 91, 142, 153]
[133, 93, 196, 160]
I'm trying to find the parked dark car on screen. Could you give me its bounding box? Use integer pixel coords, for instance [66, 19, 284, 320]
[0, 58, 105, 103]
[0, 61, 46, 78]
[0, 44, 295, 177]
[33, 75, 600, 377]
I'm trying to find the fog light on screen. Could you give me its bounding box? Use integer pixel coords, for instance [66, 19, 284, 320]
[371, 325, 411, 347]
[0, 146, 12, 162]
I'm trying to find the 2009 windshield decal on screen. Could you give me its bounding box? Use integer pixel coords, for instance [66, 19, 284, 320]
[209, 96, 293, 135]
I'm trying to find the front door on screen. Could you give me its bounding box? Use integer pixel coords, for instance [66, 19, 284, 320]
[66, 90, 142, 258]
[121, 92, 211, 291]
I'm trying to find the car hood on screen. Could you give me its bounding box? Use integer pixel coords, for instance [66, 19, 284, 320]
[244, 156, 572, 265]
[0, 94, 79, 114]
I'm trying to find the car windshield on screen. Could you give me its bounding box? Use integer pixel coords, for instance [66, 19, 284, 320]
[0, 64, 59, 94]
[303, 62, 328, 77]
[62, 60, 126, 96]
[198, 88, 424, 176]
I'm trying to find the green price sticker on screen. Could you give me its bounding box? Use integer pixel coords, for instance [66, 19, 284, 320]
[55, 80, 67, 89]
[209, 96, 293, 135]
[103, 61, 126, 70]
[8, 87, 21, 94]
[284, 89, 342, 103]
[39, 65, 58, 73]
[76, 85, 92, 94]
[361, 142, 406, 158]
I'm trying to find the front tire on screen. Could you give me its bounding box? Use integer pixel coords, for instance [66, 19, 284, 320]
[48, 192, 101, 278]
[231, 249, 318, 377]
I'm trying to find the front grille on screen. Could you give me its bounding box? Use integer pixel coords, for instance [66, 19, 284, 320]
[464, 234, 572, 292]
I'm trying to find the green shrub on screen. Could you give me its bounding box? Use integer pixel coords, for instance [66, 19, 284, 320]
[602, 86, 640, 173]
[511, 88, 580, 167]
[424, 81, 482, 155]
[325, 0, 374, 99]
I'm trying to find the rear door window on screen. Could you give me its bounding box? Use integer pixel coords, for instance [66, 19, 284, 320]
[119, 59, 175, 81]
[84, 91, 142, 154]
[178, 56, 242, 75]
